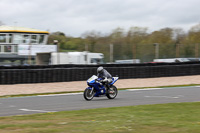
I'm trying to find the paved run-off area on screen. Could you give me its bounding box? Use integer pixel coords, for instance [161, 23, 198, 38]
[1, 75, 200, 96]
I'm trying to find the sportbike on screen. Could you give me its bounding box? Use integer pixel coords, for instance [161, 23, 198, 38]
[83, 75, 119, 101]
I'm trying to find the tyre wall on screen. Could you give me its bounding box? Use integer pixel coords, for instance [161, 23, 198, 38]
[1, 62, 200, 84]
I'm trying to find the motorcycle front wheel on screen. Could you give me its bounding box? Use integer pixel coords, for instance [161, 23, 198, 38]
[84, 88, 95, 101]
[106, 85, 118, 99]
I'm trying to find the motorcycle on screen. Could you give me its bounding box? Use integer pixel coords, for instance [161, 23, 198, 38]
[83, 75, 119, 101]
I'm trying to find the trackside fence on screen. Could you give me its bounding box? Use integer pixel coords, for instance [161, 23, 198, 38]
[0, 62, 200, 84]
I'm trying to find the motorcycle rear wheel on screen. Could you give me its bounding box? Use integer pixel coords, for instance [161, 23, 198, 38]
[84, 88, 95, 101]
[106, 85, 118, 99]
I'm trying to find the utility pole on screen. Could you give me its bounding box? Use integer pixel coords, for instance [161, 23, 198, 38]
[54, 40, 59, 64]
[133, 44, 137, 63]
[176, 43, 180, 58]
[85, 44, 88, 51]
[28, 41, 32, 65]
[195, 43, 199, 58]
[84, 44, 88, 64]
[110, 44, 113, 63]
[154, 43, 159, 59]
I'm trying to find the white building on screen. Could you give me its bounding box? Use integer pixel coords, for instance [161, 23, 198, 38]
[0, 25, 56, 65]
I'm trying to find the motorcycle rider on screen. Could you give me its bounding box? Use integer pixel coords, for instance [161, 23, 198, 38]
[97, 66, 113, 93]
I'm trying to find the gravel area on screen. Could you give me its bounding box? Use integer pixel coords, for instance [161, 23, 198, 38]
[0, 75, 200, 96]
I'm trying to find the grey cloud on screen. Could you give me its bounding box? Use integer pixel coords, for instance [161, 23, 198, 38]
[0, 0, 200, 37]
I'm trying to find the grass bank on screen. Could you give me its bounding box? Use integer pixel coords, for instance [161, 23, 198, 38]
[0, 102, 200, 133]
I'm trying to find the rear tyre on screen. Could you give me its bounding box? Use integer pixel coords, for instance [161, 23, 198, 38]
[84, 88, 95, 101]
[106, 85, 118, 99]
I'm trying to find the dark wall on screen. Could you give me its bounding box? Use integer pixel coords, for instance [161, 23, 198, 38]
[1, 62, 200, 84]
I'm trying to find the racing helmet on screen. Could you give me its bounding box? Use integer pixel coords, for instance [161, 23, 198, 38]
[97, 66, 104, 73]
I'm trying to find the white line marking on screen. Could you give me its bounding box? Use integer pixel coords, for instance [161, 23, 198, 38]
[127, 88, 163, 91]
[19, 109, 57, 113]
[145, 96, 180, 99]
[38, 92, 83, 97]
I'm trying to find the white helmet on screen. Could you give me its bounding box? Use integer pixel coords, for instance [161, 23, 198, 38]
[97, 66, 104, 73]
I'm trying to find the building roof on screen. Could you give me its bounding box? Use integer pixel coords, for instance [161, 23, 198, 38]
[0, 25, 49, 34]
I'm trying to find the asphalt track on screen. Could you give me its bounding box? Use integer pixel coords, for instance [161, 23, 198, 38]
[0, 86, 200, 116]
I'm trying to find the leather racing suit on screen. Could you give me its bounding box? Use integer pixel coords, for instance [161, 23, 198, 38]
[97, 69, 113, 93]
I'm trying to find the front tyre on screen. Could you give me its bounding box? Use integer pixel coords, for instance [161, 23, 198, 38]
[106, 85, 118, 99]
[84, 88, 95, 101]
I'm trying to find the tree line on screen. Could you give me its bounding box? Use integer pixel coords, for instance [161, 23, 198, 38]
[48, 23, 200, 63]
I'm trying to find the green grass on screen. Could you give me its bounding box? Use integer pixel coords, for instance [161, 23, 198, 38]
[123, 84, 200, 90]
[1, 102, 200, 133]
[0, 91, 83, 98]
[1, 84, 200, 99]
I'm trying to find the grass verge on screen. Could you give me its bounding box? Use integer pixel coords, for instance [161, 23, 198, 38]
[0, 84, 200, 99]
[0, 91, 83, 99]
[0, 102, 200, 133]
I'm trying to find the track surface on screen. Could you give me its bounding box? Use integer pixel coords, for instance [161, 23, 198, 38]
[0, 86, 200, 116]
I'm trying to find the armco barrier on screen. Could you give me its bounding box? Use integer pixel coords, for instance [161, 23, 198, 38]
[1, 62, 200, 84]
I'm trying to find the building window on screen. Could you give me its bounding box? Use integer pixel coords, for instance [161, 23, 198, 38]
[8, 34, 13, 43]
[13, 45, 18, 53]
[39, 35, 45, 44]
[23, 35, 30, 44]
[4, 45, 12, 52]
[0, 34, 6, 43]
[31, 35, 37, 43]
[13, 34, 22, 44]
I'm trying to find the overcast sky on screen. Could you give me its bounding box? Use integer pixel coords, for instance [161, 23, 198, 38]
[0, 0, 200, 37]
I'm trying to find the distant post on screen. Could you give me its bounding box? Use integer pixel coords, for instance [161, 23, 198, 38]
[28, 40, 32, 65]
[154, 43, 159, 59]
[54, 40, 59, 64]
[85, 44, 88, 51]
[110, 44, 113, 63]
[133, 44, 137, 63]
[195, 43, 199, 58]
[176, 43, 180, 58]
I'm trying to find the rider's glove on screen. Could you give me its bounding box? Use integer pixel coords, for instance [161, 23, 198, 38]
[96, 79, 103, 85]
